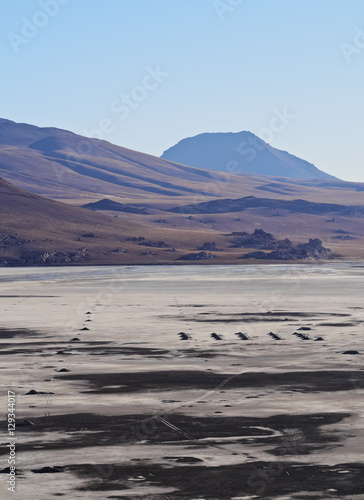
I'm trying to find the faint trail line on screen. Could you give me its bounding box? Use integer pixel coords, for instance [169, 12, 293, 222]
[99, 369, 250, 434]
[155, 415, 235, 454]
[142, 370, 249, 421]
[94, 368, 248, 457]
[156, 416, 195, 440]
[153, 372, 246, 419]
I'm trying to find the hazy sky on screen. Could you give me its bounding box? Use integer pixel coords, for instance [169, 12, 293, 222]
[2, 0, 364, 181]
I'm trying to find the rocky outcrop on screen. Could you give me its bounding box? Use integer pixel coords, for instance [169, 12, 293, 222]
[126, 236, 146, 242]
[16, 248, 88, 266]
[200, 242, 219, 251]
[0, 234, 28, 247]
[81, 233, 97, 238]
[332, 229, 355, 239]
[334, 234, 356, 240]
[139, 240, 170, 248]
[242, 238, 336, 261]
[295, 238, 336, 259]
[178, 251, 214, 261]
[230, 229, 276, 249]
[230, 229, 297, 252]
[228, 229, 336, 260]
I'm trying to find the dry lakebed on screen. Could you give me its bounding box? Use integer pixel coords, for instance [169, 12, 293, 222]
[0, 263, 363, 500]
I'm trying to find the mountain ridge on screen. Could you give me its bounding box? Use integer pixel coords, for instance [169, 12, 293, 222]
[1, 117, 364, 261]
[0, 119, 342, 206]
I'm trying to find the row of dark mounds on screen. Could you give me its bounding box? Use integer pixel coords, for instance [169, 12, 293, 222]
[177, 331, 360, 351]
[178, 331, 324, 342]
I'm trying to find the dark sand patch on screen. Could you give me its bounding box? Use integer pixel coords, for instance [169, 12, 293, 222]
[0, 344, 169, 357]
[67, 461, 364, 498]
[0, 328, 39, 339]
[188, 317, 298, 323]
[178, 349, 221, 358]
[201, 312, 351, 317]
[0, 295, 58, 298]
[180, 311, 352, 324]
[318, 322, 361, 327]
[162, 311, 353, 328]
[170, 304, 210, 307]
[1, 412, 349, 457]
[59, 370, 364, 394]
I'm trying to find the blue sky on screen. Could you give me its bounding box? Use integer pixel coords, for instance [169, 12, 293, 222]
[1, 0, 364, 181]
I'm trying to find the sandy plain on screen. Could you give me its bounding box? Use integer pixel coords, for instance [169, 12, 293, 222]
[0, 263, 363, 500]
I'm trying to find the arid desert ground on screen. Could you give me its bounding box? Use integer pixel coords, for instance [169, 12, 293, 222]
[0, 263, 364, 499]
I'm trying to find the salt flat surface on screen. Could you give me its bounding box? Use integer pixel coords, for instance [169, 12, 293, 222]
[0, 263, 363, 499]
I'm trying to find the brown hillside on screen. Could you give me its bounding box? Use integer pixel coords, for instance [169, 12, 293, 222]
[1, 118, 364, 209]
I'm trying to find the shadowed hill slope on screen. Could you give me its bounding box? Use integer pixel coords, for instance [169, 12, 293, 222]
[168, 195, 364, 216]
[0, 178, 217, 265]
[2, 119, 364, 260]
[2, 118, 364, 211]
[0, 118, 263, 203]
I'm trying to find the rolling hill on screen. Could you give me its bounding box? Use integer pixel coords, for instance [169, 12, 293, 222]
[0, 177, 223, 266]
[1, 118, 363, 212]
[1, 118, 364, 261]
[0, 118, 264, 205]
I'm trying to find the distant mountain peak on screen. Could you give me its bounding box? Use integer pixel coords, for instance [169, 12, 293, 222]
[161, 131, 337, 180]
